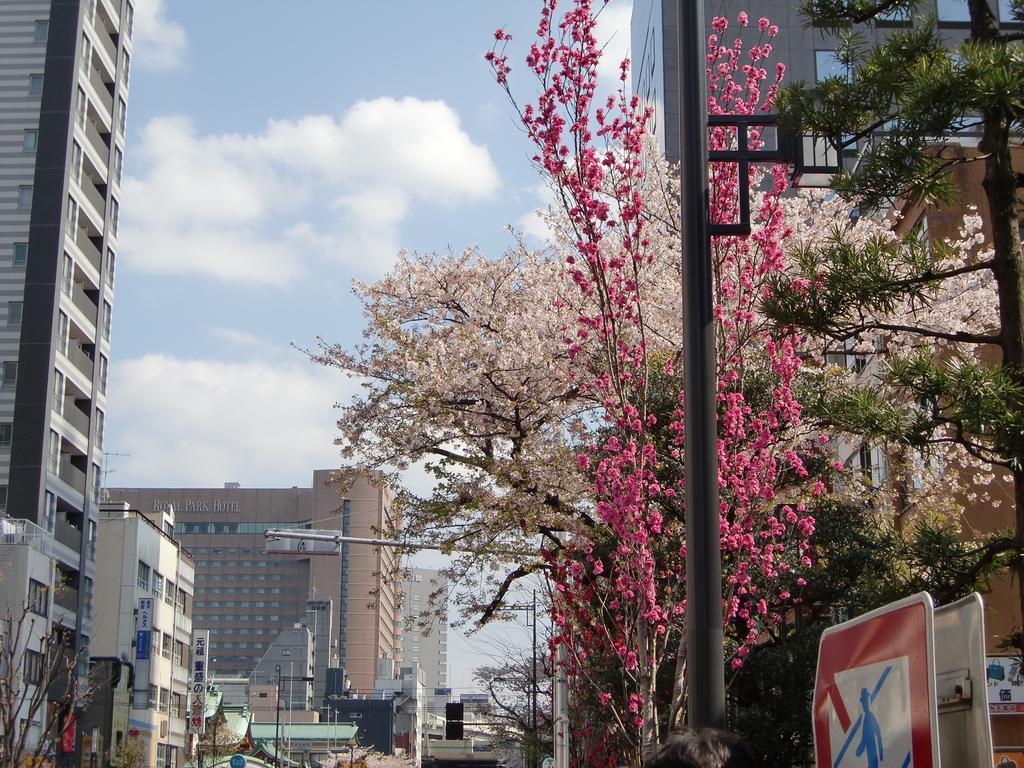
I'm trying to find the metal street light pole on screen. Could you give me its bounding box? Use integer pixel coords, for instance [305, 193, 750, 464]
[531, 590, 538, 768]
[678, 0, 726, 729]
[275, 665, 282, 767]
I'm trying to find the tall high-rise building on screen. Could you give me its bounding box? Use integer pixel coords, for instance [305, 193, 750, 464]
[107, 470, 400, 695]
[399, 567, 448, 691]
[0, 0, 132, 648]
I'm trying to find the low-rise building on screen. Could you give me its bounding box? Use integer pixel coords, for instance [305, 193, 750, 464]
[89, 501, 194, 768]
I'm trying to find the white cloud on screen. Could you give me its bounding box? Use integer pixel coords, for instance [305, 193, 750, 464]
[132, 0, 187, 70]
[210, 327, 262, 348]
[595, 0, 633, 94]
[122, 100, 500, 284]
[107, 355, 353, 487]
[516, 183, 557, 244]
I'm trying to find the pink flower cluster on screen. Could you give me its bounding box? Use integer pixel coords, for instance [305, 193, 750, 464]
[489, 4, 821, 763]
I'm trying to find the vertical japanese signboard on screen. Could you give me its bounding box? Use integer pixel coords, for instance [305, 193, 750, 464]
[135, 597, 153, 660]
[133, 597, 155, 701]
[189, 630, 209, 736]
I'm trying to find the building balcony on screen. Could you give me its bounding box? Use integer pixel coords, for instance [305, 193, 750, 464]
[85, 120, 110, 168]
[65, 342, 95, 382]
[87, 68, 113, 120]
[74, 230, 103, 275]
[71, 285, 99, 328]
[58, 456, 87, 496]
[80, 177, 106, 222]
[91, 23, 118, 77]
[55, 517, 83, 551]
[0, 518, 54, 558]
[60, 398, 91, 440]
[54, 584, 79, 613]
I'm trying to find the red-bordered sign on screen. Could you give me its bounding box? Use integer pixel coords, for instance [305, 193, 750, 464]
[813, 593, 938, 768]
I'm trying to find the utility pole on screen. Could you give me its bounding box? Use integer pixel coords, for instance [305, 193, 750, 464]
[678, 0, 726, 729]
[274, 665, 282, 767]
[531, 590, 538, 768]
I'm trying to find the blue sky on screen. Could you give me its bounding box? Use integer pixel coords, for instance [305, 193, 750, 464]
[108, 0, 632, 487]
[109, 0, 632, 691]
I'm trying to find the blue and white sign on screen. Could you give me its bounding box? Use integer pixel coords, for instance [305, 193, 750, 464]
[135, 597, 154, 661]
[828, 657, 913, 768]
[229, 754, 246, 768]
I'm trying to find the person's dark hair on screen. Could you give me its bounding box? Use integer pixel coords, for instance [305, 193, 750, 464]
[642, 727, 759, 768]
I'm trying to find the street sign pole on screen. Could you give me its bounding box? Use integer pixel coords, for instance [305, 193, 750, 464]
[678, 0, 726, 729]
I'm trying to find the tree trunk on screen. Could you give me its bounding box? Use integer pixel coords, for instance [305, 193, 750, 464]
[668, 630, 687, 730]
[638, 620, 658, 761]
[980, 108, 1024, 630]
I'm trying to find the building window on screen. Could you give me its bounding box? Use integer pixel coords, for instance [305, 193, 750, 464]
[126, 2, 135, 38]
[8, 302, 23, 327]
[937, 0, 971, 22]
[57, 312, 69, 354]
[109, 199, 119, 237]
[71, 142, 82, 184]
[113, 147, 123, 186]
[95, 409, 104, 449]
[24, 649, 44, 685]
[34, 20, 49, 43]
[164, 580, 175, 606]
[2, 362, 16, 387]
[98, 354, 108, 394]
[148, 684, 157, 709]
[44, 491, 56, 532]
[152, 572, 163, 598]
[91, 463, 101, 504]
[173, 640, 185, 667]
[18, 186, 33, 209]
[161, 633, 172, 659]
[177, 587, 188, 615]
[28, 75, 43, 96]
[62, 253, 74, 297]
[47, 430, 59, 473]
[66, 197, 78, 237]
[23, 129, 39, 152]
[118, 99, 127, 135]
[13, 243, 28, 267]
[102, 302, 112, 339]
[0, 485, 6, 513]
[171, 692, 182, 718]
[137, 561, 150, 591]
[121, 51, 130, 85]
[80, 34, 91, 76]
[28, 579, 48, 616]
[104, 249, 116, 288]
[84, 0, 95, 22]
[88, 520, 96, 561]
[815, 50, 848, 82]
[76, 87, 87, 129]
[0, 424, 11, 447]
[82, 577, 93, 619]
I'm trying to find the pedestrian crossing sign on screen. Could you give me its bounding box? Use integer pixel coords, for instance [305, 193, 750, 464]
[813, 593, 939, 768]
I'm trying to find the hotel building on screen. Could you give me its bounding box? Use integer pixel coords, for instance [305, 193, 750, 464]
[107, 470, 399, 695]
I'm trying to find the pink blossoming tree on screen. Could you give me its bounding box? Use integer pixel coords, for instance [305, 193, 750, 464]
[487, 1, 823, 762]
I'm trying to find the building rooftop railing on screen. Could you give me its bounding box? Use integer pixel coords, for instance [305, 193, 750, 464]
[0, 517, 54, 558]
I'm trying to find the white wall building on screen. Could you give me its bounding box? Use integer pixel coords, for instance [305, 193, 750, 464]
[92, 502, 194, 768]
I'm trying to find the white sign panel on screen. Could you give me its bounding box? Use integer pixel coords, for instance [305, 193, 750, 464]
[189, 630, 209, 735]
[987, 656, 1024, 714]
[137, 597, 153, 631]
[813, 593, 938, 768]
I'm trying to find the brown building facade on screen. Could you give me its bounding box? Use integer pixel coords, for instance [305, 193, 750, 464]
[106, 470, 398, 695]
